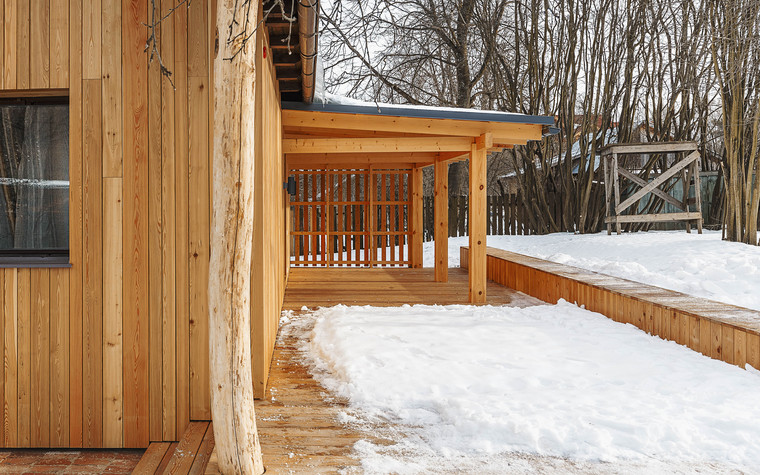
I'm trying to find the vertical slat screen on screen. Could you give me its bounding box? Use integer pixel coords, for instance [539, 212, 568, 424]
[289, 168, 412, 267]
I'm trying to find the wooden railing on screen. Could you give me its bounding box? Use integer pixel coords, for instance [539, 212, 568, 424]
[461, 246, 760, 370]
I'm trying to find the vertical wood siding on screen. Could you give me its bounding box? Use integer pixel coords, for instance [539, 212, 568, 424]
[251, 12, 288, 399]
[0, 0, 294, 449]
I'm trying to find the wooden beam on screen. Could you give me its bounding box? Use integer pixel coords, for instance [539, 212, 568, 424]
[434, 161, 448, 282]
[476, 132, 493, 150]
[601, 141, 698, 155]
[287, 162, 423, 170]
[411, 167, 424, 268]
[286, 152, 439, 164]
[469, 142, 487, 303]
[282, 109, 545, 142]
[282, 136, 475, 154]
[604, 212, 703, 223]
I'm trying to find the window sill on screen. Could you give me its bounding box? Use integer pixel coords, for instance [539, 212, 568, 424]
[0, 255, 71, 268]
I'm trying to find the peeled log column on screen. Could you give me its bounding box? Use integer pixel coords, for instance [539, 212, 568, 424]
[208, 1, 264, 473]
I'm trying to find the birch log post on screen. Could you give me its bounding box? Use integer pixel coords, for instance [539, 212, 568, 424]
[209, 1, 265, 473]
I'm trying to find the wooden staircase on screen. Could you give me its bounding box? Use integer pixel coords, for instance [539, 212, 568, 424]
[133, 422, 215, 475]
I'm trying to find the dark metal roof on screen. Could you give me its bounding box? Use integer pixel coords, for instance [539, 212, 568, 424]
[282, 101, 556, 126]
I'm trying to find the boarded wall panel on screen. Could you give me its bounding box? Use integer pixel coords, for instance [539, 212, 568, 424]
[101, 0, 122, 177]
[16, 0, 30, 89]
[188, 75, 210, 420]
[147, 21, 162, 442]
[30, 269, 50, 447]
[103, 178, 123, 447]
[49, 269, 69, 447]
[49, 0, 68, 88]
[30, 0, 50, 88]
[17, 269, 30, 446]
[160, 0, 176, 441]
[3, 0, 15, 89]
[82, 0, 100, 79]
[67, 0, 83, 448]
[82, 79, 103, 448]
[3, 269, 17, 446]
[0, 0, 217, 449]
[122, 0, 150, 448]
[173, 0, 191, 435]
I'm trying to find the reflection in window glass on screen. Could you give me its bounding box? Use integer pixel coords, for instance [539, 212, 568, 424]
[0, 101, 69, 252]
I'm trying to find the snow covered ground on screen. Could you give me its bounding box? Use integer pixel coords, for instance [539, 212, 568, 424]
[291, 302, 760, 474]
[425, 230, 760, 311]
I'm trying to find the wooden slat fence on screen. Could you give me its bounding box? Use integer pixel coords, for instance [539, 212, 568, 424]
[423, 192, 540, 240]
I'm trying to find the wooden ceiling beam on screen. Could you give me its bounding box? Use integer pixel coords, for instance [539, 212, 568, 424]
[282, 109, 544, 142]
[287, 162, 427, 170]
[282, 136, 476, 154]
[286, 152, 440, 163]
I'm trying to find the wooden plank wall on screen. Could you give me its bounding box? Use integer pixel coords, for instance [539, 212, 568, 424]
[461, 247, 760, 371]
[0, 0, 220, 448]
[251, 18, 288, 399]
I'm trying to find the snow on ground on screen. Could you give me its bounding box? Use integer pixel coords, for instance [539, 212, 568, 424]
[293, 302, 760, 474]
[424, 230, 760, 311]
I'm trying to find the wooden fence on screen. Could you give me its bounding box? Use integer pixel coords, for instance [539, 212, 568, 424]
[423, 193, 545, 240]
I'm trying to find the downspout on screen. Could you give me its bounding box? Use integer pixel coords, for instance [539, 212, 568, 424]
[298, 0, 319, 103]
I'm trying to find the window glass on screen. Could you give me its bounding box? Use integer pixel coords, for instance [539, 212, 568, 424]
[0, 100, 69, 253]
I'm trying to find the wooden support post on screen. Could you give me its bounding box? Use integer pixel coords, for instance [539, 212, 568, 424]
[604, 155, 612, 235]
[411, 166, 424, 268]
[469, 140, 487, 303]
[612, 153, 622, 235]
[682, 167, 692, 233]
[693, 159, 703, 234]
[434, 159, 448, 282]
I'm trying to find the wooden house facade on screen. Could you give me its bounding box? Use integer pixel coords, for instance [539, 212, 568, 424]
[0, 0, 552, 452]
[0, 0, 289, 449]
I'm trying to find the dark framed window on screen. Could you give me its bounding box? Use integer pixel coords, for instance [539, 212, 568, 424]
[0, 95, 69, 267]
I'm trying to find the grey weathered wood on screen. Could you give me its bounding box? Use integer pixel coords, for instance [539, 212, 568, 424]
[604, 212, 703, 223]
[603, 155, 612, 235]
[693, 160, 703, 234]
[612, 153, 622, 234]
[600, 142, 699, 155]
[617, 167, 686, 211]
[682, 165, 693, 233]
[615, 151, 700, 215]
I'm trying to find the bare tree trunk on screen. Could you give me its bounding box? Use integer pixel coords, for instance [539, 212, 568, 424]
[208, 1, 265, 473]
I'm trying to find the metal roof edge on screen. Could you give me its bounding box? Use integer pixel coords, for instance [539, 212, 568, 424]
[282, 101, 556, 126]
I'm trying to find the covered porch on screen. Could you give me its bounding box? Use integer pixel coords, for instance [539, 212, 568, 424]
[282, 101, 555, 303]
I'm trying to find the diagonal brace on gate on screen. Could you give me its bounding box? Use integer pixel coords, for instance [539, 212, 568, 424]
[615, 151, 700, 215]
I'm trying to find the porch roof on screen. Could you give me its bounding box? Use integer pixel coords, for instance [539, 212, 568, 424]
[282, 101, 557, 169]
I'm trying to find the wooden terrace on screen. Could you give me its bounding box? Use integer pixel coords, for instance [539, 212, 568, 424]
[283, 267, 534, 310]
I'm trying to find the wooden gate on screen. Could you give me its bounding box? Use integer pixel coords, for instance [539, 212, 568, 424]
[289, 167, 412, 267]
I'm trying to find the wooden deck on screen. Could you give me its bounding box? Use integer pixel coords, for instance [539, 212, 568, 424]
[205, 312, 399, 474]
[133, 422, 214, 474]
[283, 266, 532, 310]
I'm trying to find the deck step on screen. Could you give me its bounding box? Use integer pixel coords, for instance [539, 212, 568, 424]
[133, 422, 215, 475]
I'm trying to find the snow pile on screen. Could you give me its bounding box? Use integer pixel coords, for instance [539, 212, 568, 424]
[302, 302, 760, 472]
[424, 231, 760, 311]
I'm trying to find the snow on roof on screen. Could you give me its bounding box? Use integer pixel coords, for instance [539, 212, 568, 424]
[283, 92, 556, 126]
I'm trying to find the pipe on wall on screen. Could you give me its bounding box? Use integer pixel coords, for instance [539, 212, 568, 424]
[298, 0, 318, 103]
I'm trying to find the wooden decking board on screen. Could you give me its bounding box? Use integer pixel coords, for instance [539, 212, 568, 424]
[284, 267, 533, 310]
[163, 421, 209, 474]
[134, 422, 214, 475]
[133, 442, 171, 474]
